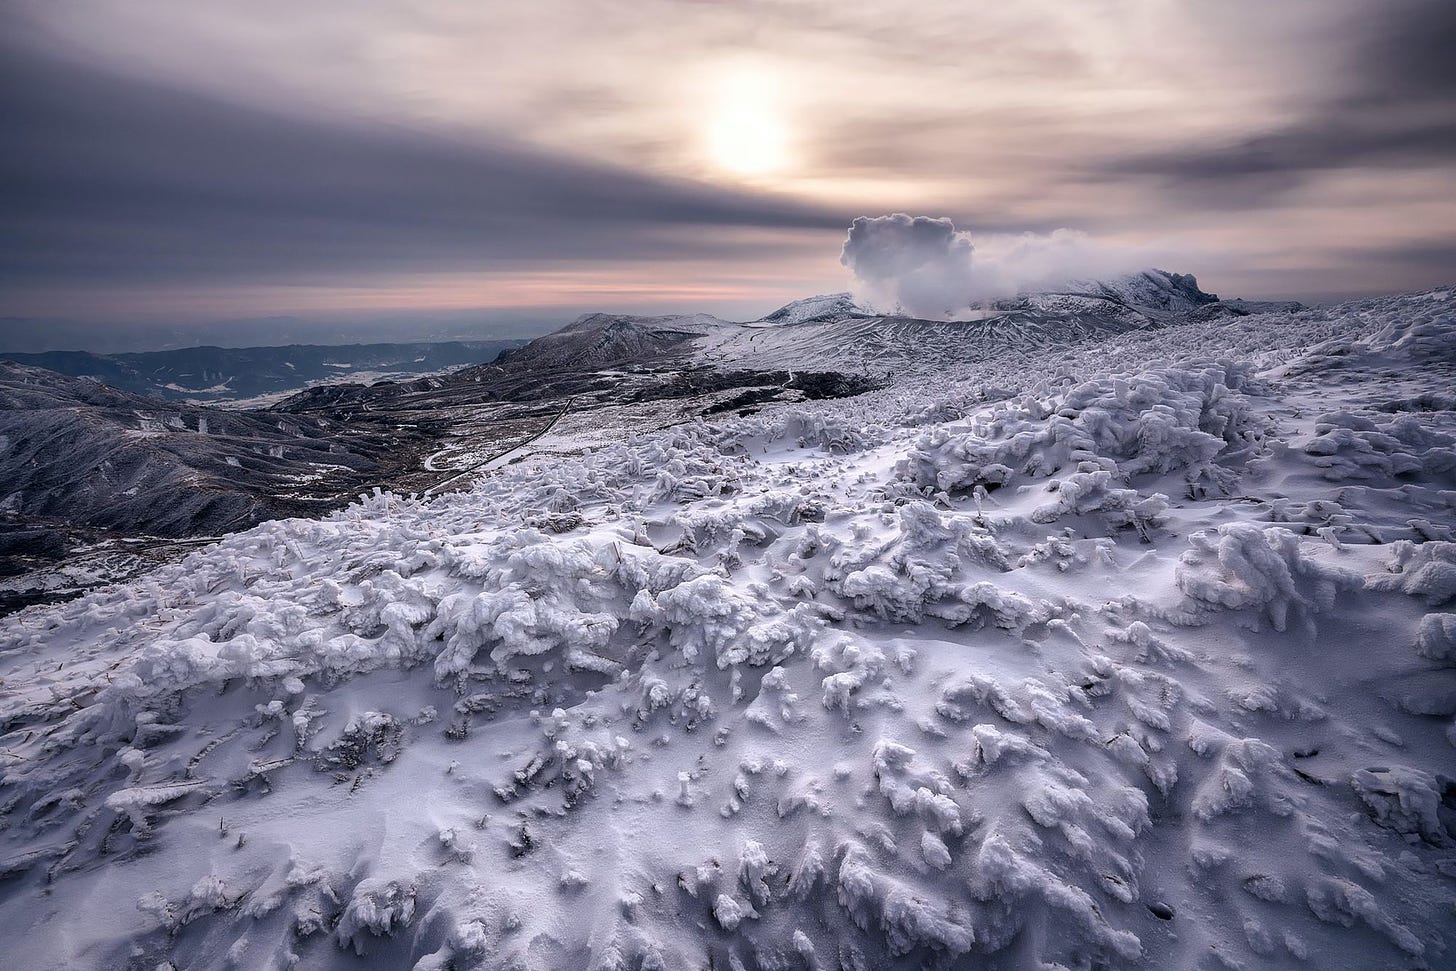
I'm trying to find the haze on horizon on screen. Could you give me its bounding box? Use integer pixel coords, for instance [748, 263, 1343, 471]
[3, 0, 1454, 349]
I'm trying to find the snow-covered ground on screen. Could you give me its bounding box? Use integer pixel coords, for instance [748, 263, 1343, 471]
[1, 288, 1453, 969]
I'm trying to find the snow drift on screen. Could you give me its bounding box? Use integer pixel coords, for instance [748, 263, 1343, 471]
[1, 286, 1454, 969]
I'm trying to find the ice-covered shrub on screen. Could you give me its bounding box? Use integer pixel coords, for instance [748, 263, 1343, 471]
[1173, 523, 1362, 630]
[1368, 541, 1456, 606]
[336, 878, 418, 954]
[1415, 612, 1456, 663]
[821, 501, 1051, 628]
[897, 362, 1265, 497]
[1350, 767, 1449, 844]
[1029, 469, 1168, 536]
[1303, 411, 1456, 482]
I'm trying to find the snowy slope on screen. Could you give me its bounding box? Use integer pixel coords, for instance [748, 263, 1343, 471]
[1058, 269, 1220, 312]
[966, 270, 1218, 322]
[495, 312, 735, 371]
[756, 292, 874, 326]
[0, 288, 1454, 969]
[0, 361, 399, 537]
[694, 306, 1152, 375]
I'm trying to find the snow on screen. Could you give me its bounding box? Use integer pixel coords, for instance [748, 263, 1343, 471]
[0, 286, 1454, 969]
[756, 292, 875, 326]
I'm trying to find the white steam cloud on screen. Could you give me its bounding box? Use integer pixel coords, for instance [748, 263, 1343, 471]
[840, 213, 1175, 318]
[836, 214, 975, 319]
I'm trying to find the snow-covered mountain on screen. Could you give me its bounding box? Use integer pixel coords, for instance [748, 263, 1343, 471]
[495, 312, 735, 371]
[1, 284, 1453, 969]
[757, 271, 1220, 329]
[972, 269, 1219, 317]
[0, 360, 440, 613]
[492, 269, 1228, 379]
[1064, 268, 1220, 311]
[756, 292, 874, 325]
[694, 304, 1154, 374]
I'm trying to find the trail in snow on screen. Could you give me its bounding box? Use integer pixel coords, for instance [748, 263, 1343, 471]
[423, 398, 575, 496]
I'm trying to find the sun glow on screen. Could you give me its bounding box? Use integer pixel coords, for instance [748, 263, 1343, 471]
[703, 67, 790, 178]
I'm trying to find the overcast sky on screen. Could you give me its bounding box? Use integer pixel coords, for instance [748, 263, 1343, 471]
[3, 0, 1453, 346]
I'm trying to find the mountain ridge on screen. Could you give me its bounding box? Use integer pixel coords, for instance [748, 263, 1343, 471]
[494, 269, 1237, 377]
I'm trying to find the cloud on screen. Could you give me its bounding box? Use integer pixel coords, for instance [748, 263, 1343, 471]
[0, 38, 845, 292]
[840, 215, 1169, 316]
[838, 214, 975, 317]
[1094, 0, 1456, 205]
[5, 0, 1452, 322]
[971, 231, 1176, 296]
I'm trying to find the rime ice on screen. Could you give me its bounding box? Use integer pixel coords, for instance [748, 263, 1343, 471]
[1, 286, 1454, 969]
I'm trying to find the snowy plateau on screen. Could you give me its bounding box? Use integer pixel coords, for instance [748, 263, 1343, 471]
[1, 276, 1455, 970]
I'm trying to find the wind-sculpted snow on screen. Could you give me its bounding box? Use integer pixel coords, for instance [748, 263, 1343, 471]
[896, 362, 1265, 502]
[1170, 523, 1363, 632]
[1, 289, 1454, 969]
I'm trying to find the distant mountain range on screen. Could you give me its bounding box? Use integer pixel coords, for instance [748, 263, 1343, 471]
[0, 340, 525, 404]
[503, 270, 1299, 376]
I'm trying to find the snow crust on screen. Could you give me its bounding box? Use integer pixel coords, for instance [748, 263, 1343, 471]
[1, 288, 1454, 969]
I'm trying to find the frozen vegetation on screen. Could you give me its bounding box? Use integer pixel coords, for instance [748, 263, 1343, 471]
[0, 286, 1454, 968]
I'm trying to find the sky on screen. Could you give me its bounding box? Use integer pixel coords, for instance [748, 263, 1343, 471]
[3, 0, 1454, 349]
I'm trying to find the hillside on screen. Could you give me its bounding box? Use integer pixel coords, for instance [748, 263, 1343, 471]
[0, 361, 403, 536]
[0, 285, 1452, 969]
[0, 361, 448, 613]
[0, 272, 1322, 612]
[0, 347, 874, 614]
[493, 312, 734, 371]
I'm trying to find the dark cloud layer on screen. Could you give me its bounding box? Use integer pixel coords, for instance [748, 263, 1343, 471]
[1357, 0, 1456, 103]
[0, 41, 844, 289]
[1099, 0, 1456, 202]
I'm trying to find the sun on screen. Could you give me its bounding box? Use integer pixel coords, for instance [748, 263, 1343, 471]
[707, 103, 787, 177]
[703, 68, 790, 178]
